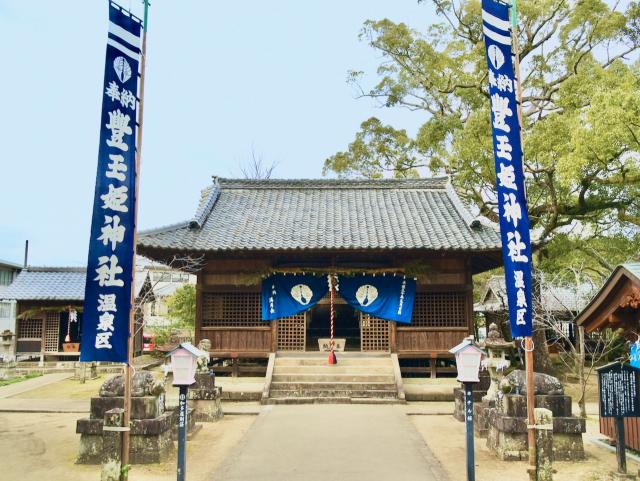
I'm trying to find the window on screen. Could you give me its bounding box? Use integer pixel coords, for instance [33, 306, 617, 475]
[152, 272, 171, 282]
[172, 273, 190, 283]
[0, 269, 13, 286]
[410, 292, 468, 328]
[201, 292, 263, 327]
[0, 302, 12, 318]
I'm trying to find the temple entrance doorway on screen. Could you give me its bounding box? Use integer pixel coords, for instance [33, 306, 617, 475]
[306, 298, 361, 351]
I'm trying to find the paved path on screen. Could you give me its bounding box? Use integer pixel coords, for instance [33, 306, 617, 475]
[211, 404, 449, 481]
[0, 372, 71, 399]
[0, 397, 88, 413]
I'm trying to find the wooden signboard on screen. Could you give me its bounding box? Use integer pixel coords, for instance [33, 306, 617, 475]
[597, 362, 640, 475]
[598, 363, 640, 418]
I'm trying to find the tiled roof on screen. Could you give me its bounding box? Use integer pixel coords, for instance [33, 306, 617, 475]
[475, 275, 596, 314]
[1, 268, 86, 301]
[138, 177, 501, 253]
[1, 267, 150, 301]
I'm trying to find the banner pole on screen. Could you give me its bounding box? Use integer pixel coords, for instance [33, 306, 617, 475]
[509, 2, 536, 478]
[121, 1, 149, 479]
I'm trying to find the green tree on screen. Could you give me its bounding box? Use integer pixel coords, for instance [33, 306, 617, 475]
[166, 284, 196, 327]
[325, 0, 640, 251]
[326, 0, 640, 373]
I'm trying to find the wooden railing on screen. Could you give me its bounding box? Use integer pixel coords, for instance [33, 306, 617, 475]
[199, 326, 273, 358]
[396, 326, 468, 357]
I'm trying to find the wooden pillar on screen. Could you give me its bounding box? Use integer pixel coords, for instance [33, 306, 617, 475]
[195, 270, 203, 346]
[40, 312, 46, 353]
[271, 320, 278, 352]
[430, 353, 437, 379]
[390, 321, 397, 353]
[465, 257, 475, 338]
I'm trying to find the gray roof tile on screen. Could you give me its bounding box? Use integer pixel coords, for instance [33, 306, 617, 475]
[139, 177, 501, 252]
[1, 267, 150, 301]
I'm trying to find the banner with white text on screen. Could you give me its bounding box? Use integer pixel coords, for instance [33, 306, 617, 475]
[481, 0, 533, 338]
[81, 3, 142, 362]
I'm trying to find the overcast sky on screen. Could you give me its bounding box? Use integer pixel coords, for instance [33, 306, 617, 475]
[0, 1, 435, 266]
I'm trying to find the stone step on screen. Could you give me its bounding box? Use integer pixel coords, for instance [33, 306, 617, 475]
[269, 389, 398, 398]
[273, 365, 394, 374]
[264, 396, 401, 405]
[272, 374, 396, 383]
[270, 381, 397, 391]
[274, 358, 392, 367]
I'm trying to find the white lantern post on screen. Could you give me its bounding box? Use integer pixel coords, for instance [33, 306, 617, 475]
[167, 342, 208, 481]
[450, 337, 485, 481]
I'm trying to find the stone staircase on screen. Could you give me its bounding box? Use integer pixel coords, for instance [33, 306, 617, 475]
[264, 352, 403, 404]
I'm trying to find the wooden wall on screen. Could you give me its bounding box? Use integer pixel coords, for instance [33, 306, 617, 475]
[196, 254, 473, 358]
[600, 417, 640, 452]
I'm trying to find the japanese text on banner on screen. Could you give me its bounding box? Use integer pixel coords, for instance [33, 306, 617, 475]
[481, 0, 533, 338]
[81, 4, 142, 362]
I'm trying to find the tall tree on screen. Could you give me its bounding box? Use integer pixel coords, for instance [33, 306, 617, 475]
[166, 284, 196, 327]
[325, 0, 640, 252]
[326, 0, 640, 373]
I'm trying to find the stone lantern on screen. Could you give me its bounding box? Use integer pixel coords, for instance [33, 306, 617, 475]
[479, 323, 514, 403]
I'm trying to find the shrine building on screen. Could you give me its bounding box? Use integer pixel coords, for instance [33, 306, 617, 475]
[138, 177, 501, 381]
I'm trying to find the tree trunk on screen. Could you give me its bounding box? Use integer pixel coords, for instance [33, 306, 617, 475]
[532, 271, 555, 375]
[577, 326, 587, 418]
[532, 327, 555, 374]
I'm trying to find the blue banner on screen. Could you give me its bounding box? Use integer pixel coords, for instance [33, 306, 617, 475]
[481, 0, 533, 338]
[338, 274, 416, 324]
[81, 3, 142, 362]
[261, 274, 329, 321]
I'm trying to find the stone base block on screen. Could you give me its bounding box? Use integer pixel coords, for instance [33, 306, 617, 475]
[486, 406, 585, 461]
[500, 394, 573, 418]
[77, 409, 179, 465]
[192, 398, 224, 422]
[611, 472, 637, 481]
[473, 401, 493, 438]
[89, 396, 164, 420]
[487, 426, 528, 461]
[453, 387, 487, 422]
[77, 429, 173, 464]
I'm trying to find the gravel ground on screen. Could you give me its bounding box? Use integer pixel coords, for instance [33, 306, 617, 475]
[412, 413, 636, 481]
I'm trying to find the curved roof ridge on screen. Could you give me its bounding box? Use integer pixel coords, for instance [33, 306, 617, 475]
[139, 221, 190, 236]
[213, 176, 451, 190]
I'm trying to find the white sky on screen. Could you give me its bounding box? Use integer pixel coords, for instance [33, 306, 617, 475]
[0, 1, 438, 265]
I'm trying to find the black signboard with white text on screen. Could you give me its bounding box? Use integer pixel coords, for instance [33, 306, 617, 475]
[598, 363, 640, 418]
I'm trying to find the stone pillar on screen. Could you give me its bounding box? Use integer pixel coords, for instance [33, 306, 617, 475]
[101, 408, 124, 481]
[534, 408, 553, 481]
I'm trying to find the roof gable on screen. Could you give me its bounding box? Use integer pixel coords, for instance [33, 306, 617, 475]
[139, 177, 501, 253]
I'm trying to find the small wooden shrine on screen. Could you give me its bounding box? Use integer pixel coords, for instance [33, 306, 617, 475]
[575, 263, 640, 450]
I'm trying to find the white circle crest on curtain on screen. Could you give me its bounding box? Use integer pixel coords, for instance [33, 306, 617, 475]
[356, 284, 378, 307]
[290, 284, 313, 305]
[113, 56, 132, 83]
[488, 45, 505, 70]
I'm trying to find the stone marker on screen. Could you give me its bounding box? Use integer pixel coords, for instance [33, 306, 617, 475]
[534, 407, 553, 481]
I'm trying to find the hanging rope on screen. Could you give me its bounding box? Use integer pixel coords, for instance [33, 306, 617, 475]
[328, 274, 337, 365]
[65, 306, 72, 343]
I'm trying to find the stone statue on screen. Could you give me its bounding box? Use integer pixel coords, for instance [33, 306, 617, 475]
[99, 371, 165, 397]
[499, 369, 564, 396]
[196, 339, 212, 373]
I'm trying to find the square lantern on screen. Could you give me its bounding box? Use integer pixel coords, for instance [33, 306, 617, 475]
[166, 342, 208, 386]
[449, 337, 485, 383]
